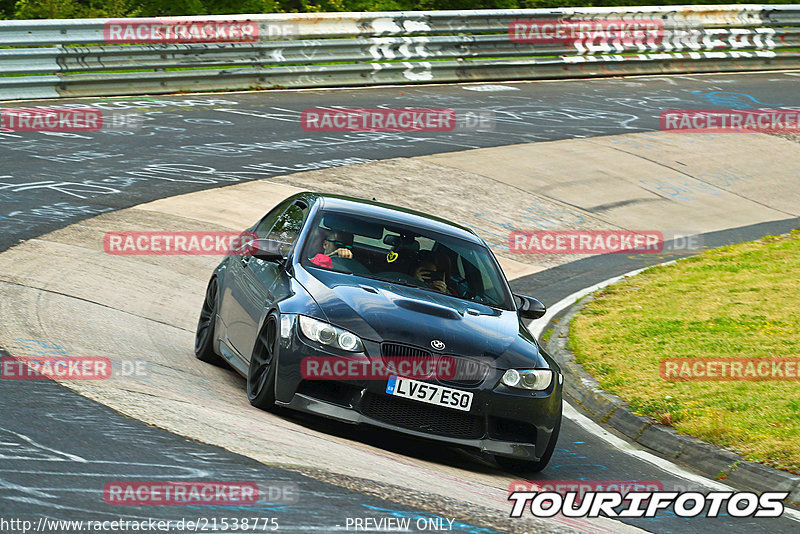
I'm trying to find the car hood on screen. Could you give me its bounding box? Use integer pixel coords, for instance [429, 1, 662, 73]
[295, 267, 547, 369]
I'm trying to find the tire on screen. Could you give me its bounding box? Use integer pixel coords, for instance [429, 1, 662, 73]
[194, 277, 225, 365]
[247, 313, 279, 411]
[495, 410, 561, 474]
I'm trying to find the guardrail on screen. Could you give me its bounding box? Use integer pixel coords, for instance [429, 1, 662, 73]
[1, 5, 799, 101]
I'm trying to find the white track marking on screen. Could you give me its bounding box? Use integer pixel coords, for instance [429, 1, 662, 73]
[0, 427, 88, 463]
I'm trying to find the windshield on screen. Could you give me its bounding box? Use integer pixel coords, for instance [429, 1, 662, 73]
[301, 209, 514, 310]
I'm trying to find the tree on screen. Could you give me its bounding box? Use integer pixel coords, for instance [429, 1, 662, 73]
[14, 0, 81, 18]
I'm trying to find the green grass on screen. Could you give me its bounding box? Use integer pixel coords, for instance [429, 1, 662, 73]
[570, 229, 800, 473]
[542, 327, 554, 344]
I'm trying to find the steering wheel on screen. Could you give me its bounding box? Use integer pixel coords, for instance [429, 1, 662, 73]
[331, 256, 370, 274]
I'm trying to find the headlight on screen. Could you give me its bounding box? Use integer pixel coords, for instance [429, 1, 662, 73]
[501, 369, 553, 390]
[298, 315, 364, 352]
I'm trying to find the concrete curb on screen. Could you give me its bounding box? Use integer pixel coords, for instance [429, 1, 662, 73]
[544, 295, 800, 506]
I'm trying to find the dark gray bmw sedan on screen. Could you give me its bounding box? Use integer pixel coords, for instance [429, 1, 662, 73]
[195, 192, 562, 472]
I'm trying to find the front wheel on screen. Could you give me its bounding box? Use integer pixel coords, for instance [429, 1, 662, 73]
[247, 314, 279, 411]
[495, 410, 561, 474]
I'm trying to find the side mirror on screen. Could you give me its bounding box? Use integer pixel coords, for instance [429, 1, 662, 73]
[245, 238, 285, 263]
[514, 294, 547, 320]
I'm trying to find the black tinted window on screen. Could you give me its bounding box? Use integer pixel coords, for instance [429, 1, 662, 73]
[301, 210, 513, 310]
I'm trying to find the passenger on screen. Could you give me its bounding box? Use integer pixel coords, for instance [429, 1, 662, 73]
[413, 251, 453, 295]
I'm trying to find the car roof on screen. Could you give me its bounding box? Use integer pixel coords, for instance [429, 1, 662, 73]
[305, 193, 483, 244]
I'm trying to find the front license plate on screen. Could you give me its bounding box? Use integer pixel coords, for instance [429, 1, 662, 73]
[386, 375, 473, 412]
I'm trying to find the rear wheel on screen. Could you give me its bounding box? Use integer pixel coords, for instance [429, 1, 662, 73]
[247, 314, 279, 411]
[495, 410, 561, 474]
[195, 278, 224, 365]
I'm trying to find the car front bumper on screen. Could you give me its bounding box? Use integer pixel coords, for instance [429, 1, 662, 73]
[274, 317, 563, 461]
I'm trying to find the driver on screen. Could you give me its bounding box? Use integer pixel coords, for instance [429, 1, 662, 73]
[309, 229, 353, 268]
[322, 231, 353, 259]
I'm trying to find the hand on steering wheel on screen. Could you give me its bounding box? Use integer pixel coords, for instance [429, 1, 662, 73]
[327, 248, 352, 259]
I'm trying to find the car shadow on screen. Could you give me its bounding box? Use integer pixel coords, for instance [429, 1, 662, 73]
[269, 405, 501, 476]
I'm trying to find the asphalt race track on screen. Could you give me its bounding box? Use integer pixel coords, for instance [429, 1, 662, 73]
[2, 71, 800, 533]
[3, 71, 800, 250]
[0, 372, 512, 533]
